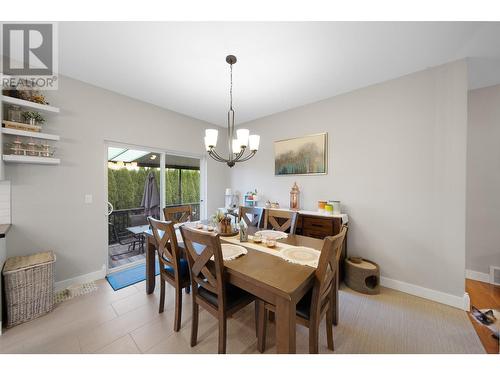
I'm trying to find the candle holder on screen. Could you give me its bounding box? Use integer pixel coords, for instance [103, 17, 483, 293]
[289, 182, 300, 210]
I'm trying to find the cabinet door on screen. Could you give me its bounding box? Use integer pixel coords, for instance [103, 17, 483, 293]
[302, 228, 329, 239]
[302, 216, 333, 236]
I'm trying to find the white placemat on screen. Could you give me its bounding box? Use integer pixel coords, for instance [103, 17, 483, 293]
[279, 246, 320, 268]
[254, 230, 288, 240]
[220, 244, 248, 260]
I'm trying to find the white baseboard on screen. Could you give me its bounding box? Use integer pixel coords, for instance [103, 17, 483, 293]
[380, 276, 469, 310]
[54, 265, 106, 292]
[465, 269, 490, 283]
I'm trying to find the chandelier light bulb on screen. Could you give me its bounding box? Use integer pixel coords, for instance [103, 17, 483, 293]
[236, 128, 250, 147]
[249, 135, 260, 151]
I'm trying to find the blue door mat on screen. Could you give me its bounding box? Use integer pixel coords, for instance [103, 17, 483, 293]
[106, 261, 160, 291]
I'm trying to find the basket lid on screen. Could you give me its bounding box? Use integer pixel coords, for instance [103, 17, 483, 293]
[3, 251, 55, 274]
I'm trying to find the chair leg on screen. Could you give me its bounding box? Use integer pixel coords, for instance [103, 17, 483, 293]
[256, 300, 267, 353]
[218, 316, 227, 354]
[309, 323, 319, 354]
[159, 278, 165, 314]
[174, 286, 182, 332]
[191, 301, 199, 347]
[333, 271, 339, 326]
[326, 305, 334, 351]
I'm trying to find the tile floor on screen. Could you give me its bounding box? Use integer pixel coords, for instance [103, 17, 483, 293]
[0, 277, 484, 354]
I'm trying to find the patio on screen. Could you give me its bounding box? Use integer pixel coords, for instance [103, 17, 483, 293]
[108, 204, 200, 269]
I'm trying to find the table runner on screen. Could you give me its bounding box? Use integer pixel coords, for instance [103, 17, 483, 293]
[223, 235, 320, 268]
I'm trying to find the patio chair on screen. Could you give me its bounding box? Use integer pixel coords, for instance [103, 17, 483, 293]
[108, 222, 144, 258]
[129, 213, 148, 252]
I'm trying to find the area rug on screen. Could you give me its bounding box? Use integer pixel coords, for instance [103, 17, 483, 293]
[106, 261, 160, 291]
[54, 281, 98, 304]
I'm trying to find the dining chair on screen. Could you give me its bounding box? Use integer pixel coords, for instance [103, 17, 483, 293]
[148, 217, 191, 332]
[163, 205, 192, 224]
[239, 206, 264, 228]
[256, 226, 347, 353]
[263, 209, 299, 234]
[179, 225, 256, 354]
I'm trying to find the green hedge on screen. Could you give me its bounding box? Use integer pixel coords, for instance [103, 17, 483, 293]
[108, 167, 200, 210]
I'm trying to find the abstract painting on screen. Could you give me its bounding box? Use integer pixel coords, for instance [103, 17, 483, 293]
[274, 133, 328, 175]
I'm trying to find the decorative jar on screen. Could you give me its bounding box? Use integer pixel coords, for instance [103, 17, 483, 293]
[7, 105, 22, 123]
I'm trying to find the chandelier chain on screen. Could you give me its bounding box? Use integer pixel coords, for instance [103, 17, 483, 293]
[230, 63, 233, 110]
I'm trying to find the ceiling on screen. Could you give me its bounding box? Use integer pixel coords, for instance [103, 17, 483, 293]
[108, 147, 200, 168]
[59, 22, 500, 126]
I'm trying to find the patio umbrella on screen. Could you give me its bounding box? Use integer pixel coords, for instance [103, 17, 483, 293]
[140, 171, 160, 219]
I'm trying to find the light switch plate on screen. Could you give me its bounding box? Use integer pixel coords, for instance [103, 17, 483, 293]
[84, 194, 93, 204]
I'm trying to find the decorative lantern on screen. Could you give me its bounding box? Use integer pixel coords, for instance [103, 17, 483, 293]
[289, 182, 300, 210]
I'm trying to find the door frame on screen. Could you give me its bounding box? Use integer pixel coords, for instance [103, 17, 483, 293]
[103, 140, 207, 275]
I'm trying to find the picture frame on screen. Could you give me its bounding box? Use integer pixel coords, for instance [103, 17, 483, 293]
[274, 132, 328, 176]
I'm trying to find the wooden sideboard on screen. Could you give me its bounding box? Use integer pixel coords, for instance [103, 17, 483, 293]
[297, 213, 343, 239]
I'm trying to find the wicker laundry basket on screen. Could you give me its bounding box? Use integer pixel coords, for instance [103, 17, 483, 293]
[2, 251, 56, 327]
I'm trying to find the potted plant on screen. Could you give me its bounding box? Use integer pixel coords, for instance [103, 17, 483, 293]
[22, 111, 45, 126]
[210, 210, 233, 235]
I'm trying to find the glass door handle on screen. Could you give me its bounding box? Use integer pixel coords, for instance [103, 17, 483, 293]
[107, 202, 114, 216]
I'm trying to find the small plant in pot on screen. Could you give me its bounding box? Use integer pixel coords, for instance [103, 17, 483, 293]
[22, 111, 45, 126]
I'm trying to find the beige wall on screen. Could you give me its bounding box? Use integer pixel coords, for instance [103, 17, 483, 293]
[467, 84, 500, 275]
[230, 60, 468, 301]
[4, 75, 229, 283]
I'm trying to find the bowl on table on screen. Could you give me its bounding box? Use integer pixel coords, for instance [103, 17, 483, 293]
[265, 238, 277, 248]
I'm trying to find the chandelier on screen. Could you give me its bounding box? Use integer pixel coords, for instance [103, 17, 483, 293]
[204, 55, 260, 167]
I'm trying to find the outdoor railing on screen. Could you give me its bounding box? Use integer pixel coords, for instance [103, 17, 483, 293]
[108, 203, 201, 244]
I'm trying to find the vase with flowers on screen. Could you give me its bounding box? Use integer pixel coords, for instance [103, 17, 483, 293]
[210, 210, 234, 235]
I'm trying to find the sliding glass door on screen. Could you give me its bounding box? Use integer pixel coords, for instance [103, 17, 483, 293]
[106, 145, 204, 271]
[165, 154, 201, 221]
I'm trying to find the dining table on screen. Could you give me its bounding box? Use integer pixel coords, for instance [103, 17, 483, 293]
[142, 222, 325, 354]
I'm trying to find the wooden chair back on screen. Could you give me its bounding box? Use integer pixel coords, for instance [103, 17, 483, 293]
[239, 206, 263, 228]
[264, 209, 299, 234]
[148, 217, 182, 279]
[309, 226, 347, 322]
[163, 205, 192, 224]
[179, 225, 226, 310]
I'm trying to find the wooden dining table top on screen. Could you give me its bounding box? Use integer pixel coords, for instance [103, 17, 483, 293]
[221, 226, 321, 298]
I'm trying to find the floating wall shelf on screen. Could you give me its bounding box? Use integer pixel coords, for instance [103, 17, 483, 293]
[1, 127, 60, 141]
[1, 95, 60, 114]
[2, 155, 60, 165]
